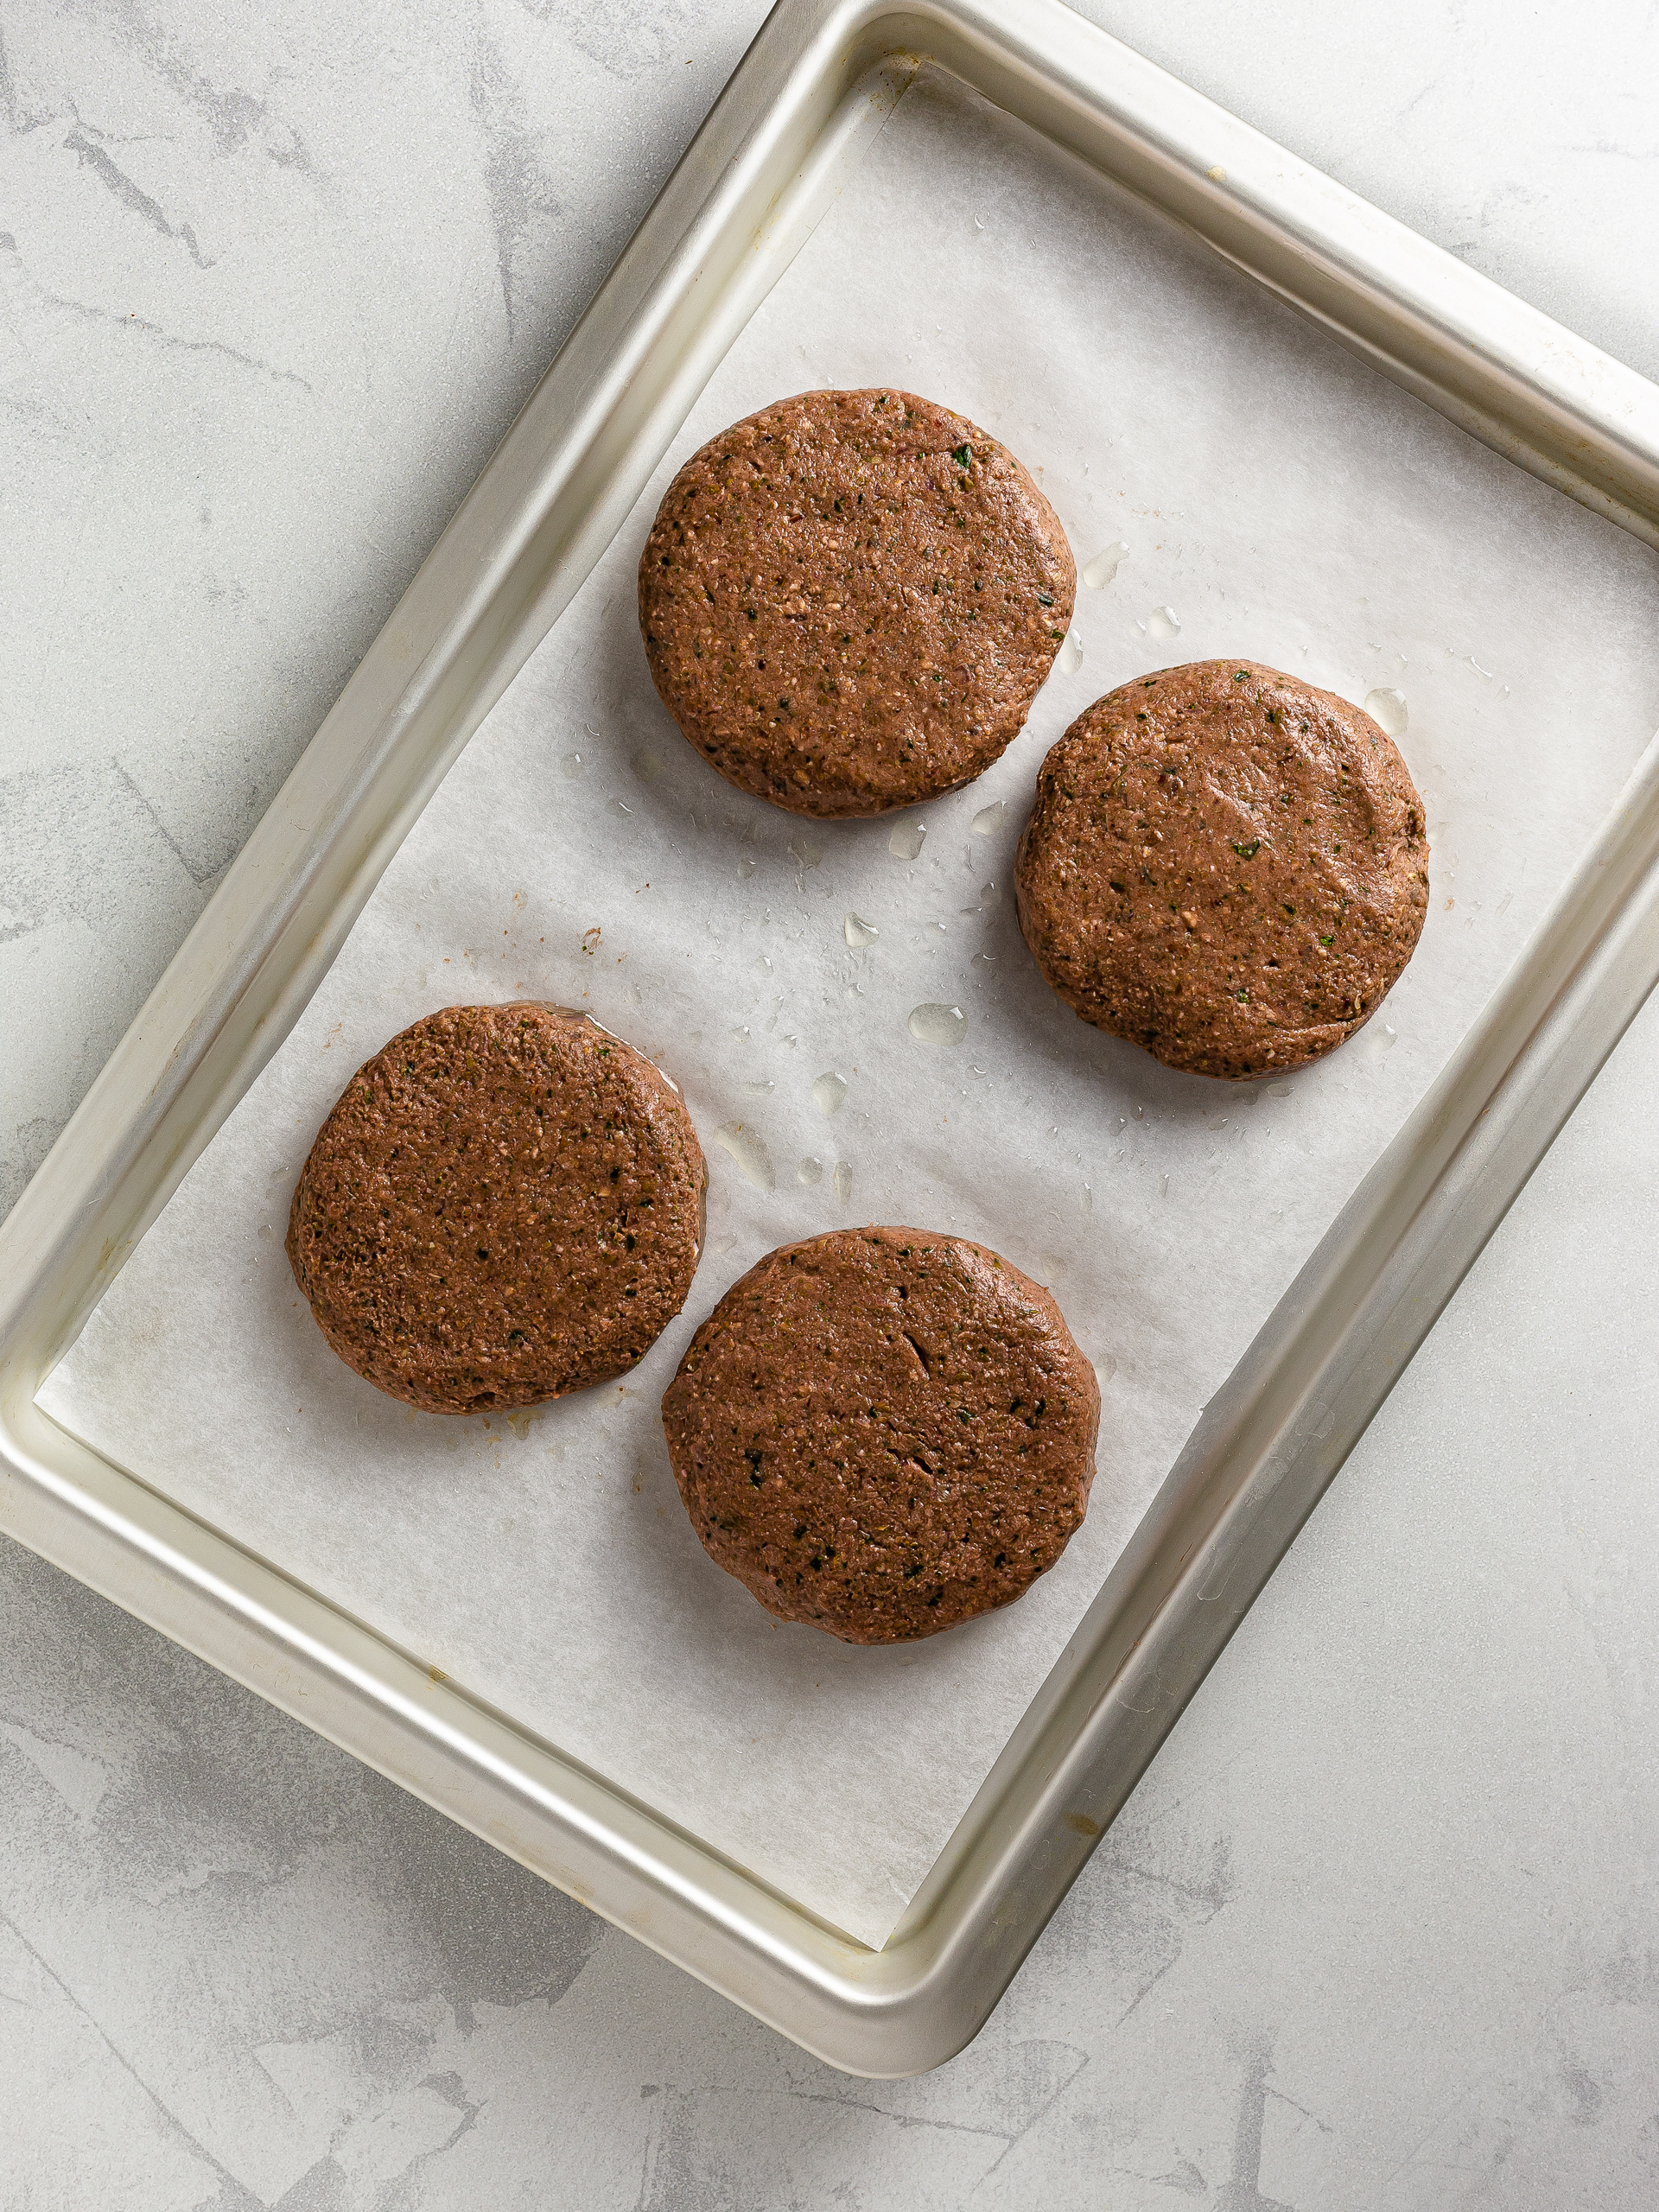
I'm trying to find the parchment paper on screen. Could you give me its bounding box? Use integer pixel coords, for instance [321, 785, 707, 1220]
[41, 73, 1659, 1948]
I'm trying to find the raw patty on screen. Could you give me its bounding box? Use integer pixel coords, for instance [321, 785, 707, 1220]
[638, 387, 1075, 818]
[1015, 660, 1429, 1079]
[660, 1227, 1099, 1643]
[288, 1003, 705, 1413]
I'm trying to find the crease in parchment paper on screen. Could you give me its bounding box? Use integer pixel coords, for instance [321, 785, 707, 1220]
[39, 73, 1659, 1949]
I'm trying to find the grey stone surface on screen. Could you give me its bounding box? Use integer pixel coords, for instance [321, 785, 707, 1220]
[4, 1, 1659, 2202]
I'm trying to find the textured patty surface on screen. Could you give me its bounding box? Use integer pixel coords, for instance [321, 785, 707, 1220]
[1015, 660, 1429, 1079]
[638, 387, 1075, 818]
[288, 1003, 705, 1413]
[661, 1228, 1099, 1643]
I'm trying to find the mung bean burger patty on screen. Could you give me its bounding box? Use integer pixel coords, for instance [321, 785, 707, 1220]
[288, 1003, 705, 1413]
[1015, 659, 1428, 1078]
[639, 387, 1075, 817]
[661, 1226, 1099, 1643]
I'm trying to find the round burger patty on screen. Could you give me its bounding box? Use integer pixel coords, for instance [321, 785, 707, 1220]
[638, 387, 1076, 818]
[288, 1002, 705, 1413]
[1014, 659, 1429, 1079]
[660, 1226, 1099, 1643]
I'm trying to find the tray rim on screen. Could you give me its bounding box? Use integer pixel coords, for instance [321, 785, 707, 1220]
[4, 0, 1659, 2077]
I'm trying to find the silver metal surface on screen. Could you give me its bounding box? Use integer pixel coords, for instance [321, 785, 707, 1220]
[3, 0, 1658, 2078]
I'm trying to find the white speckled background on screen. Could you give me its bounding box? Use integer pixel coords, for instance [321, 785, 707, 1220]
[6, 0, 1659, 2201]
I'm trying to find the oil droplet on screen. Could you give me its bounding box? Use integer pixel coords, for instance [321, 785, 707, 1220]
[812, 1072, 849, 1116]
[257, 1222, 275, 1243]
[1078, 1184, 1092, 1214]
[797, 1156, 823, 1185]
[833, 1160, 853, 1205]
[746, 1078, 774, 1094]
[1363, 686, 1408, 737]
[971, 801, 1005, 836]
[1147, 607, 1180, 640]
[1374, 1023, 1398, 1054]
[561, 752, 583, 779]
[1095, 1355, 1117, 1390]
[1057, 631, 1084, 675]
[713, 1122, 774, 1190]
[1082, 542, 1128, 589]
[843, 912, 879, 947]
[752, 954, 772, 979]
[632, 747, 664, 783]
[972, 950, 998, 969]
[610, 798, 633, 817]
[980, 880, 998, 903]
[909, 1002, 967, 1046]
[787, 833, 823, 870]
[888, 817, 926, 861]
[737, 858, 757, 880]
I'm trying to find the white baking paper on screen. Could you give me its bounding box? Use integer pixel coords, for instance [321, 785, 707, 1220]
[41, 73, 1659, 1948]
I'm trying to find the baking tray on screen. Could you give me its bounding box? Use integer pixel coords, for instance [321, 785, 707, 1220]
[4, 0, 1659, 2076]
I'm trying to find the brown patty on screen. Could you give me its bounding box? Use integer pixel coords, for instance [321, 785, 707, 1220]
[1015, 660, 1429, 1079]
[660, 1228, 1099, 1643]
[288, 1003, 705, 1413]
[638, 388, 1076, 818]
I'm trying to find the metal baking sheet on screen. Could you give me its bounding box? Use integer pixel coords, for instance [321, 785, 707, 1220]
[3, 0, 1659, 2075]
[29, 64, 1659, 1955]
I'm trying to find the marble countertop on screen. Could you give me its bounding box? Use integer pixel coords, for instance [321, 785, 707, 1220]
[4, 3, 1659, 2203]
